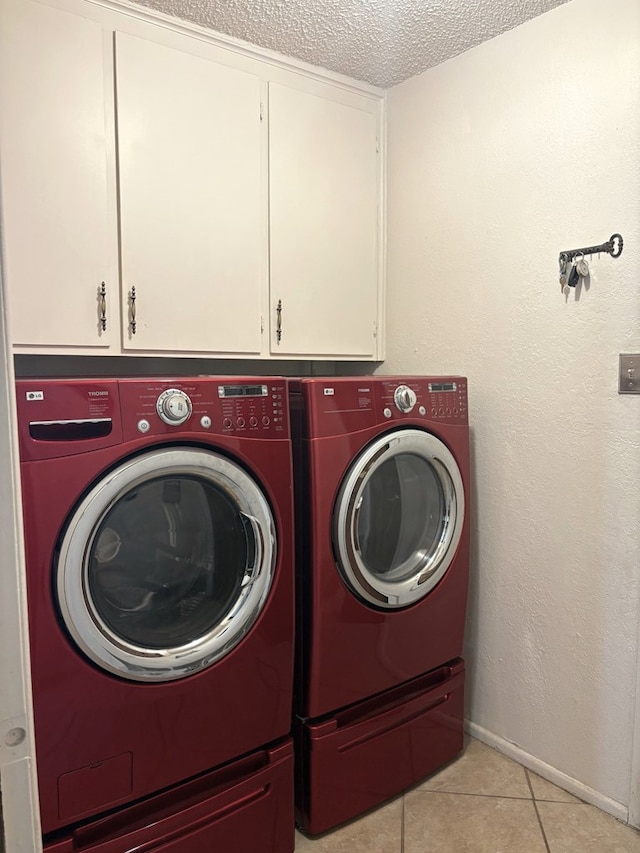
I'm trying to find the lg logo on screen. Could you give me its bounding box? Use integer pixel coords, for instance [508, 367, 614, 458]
[26, 391, 44, 401]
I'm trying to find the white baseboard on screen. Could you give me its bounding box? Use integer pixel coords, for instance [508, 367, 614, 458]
[465, 720, 629, 824]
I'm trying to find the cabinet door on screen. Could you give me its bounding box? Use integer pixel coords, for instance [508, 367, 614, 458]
[268, 82, 380, 358]
[0, 0, 116, 349]
[116, 33, 263, 355]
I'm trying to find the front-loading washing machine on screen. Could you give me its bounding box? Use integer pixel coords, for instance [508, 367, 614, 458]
[15, 376, 295, 851]
[290, 376, 470, 834]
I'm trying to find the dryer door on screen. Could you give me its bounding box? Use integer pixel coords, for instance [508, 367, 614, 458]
[57, 447, 276, 682]
[333, 429, 464, 609]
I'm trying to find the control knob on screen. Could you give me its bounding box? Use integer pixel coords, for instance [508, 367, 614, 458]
[393, 384, 417, 413]
[156, 388, 192, 426]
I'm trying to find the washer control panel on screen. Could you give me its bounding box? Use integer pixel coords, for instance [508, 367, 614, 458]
[119, 378, 289, 439]
[425, 380, 468, 422]
[218, 382, 287, 434]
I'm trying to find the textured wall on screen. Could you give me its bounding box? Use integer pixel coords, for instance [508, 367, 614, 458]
[385, 0, 640, 808]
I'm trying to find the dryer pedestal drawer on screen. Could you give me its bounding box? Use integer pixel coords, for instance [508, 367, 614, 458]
[44, 738, 294, 853]
[295, 660, 464, 836]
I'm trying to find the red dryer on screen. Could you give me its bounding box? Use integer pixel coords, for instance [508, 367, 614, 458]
[290, 376, 470, 834]
[15, 377, 295, 852]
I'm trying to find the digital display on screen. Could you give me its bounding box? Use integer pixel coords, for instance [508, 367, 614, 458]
[218, 384, 269, 398]
[428, 382, 457, 393]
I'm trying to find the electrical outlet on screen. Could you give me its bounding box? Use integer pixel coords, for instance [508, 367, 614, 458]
[619, 354, 640, 394]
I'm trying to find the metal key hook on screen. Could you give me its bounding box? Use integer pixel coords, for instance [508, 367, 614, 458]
[559, 232, 624, 266]
[610, 233, 624, 258]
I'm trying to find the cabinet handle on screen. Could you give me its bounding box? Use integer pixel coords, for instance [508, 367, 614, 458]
[276, 299, 282, 344]
[129, 286, 137, 335]
[98, 282, 107, 331]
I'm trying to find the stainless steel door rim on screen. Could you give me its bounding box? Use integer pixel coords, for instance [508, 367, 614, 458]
[57, 447, 276, 682]
[333, 429, 464, 609]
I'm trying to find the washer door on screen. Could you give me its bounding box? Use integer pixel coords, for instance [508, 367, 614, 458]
[333, 429, 464, 609]
[57, 447, 276, 682]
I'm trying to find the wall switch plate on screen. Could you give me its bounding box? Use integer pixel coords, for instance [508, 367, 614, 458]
[619, 354, 640, 394]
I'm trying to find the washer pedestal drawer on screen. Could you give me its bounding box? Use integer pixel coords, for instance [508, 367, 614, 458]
[44, 738, 294, 853]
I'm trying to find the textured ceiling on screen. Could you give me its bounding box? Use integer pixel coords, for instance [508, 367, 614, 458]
[130, 0, 570, 88]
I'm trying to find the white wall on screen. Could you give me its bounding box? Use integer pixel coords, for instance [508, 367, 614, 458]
[385, 0, 640, 812]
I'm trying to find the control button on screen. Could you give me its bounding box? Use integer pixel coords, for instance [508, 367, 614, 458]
[249, 416, 258, 427]
[419, 406, 426, 416]
[156, 388, 192, 426]
[223, 417, 233, 429]
[200, 415, 212, 429]
[137, 419, 150, 434]
[262, 416, 271, 426]
[446, 408, 451, 415]
[431, 408, 437, 416]
[236, 417, 245, 428]
[439, 407, 445, 415]
[393, 384, 417, 413]
[383, 407, 392, 418]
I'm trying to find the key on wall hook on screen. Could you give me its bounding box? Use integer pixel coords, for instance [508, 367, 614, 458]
[559, 233, 624, 267]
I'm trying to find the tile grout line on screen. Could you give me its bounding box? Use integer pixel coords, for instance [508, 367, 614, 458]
[525, 768, 552, 853]
[401, 791, 405, 853]
[411, 789, 553, 802]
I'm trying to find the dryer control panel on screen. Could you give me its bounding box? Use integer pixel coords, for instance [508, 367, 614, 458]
[293, 376, 468, 439]
[378, 378, 468, 425]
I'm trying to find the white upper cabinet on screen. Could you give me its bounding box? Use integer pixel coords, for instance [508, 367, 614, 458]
[268, 82, 381, 358]
[0, 0, 384, 360]
[0, 0, 117, 350]
[115, 32, 264, 355]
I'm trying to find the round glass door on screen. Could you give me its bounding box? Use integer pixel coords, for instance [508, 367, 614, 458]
[333, 429, 464, 609]
[57, 447, 276, 682]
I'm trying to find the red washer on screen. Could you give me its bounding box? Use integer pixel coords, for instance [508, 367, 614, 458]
[16, 377, 295, 852]
[290, 376, 471, 834]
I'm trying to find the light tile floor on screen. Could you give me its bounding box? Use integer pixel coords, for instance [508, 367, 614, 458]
[295, 738, 640, 852]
